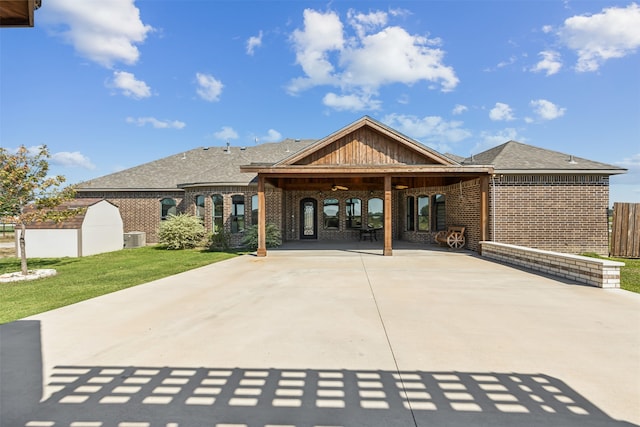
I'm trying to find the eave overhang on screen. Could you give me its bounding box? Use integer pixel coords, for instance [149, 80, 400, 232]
[76, 187, 185, 193]
[494, 168, 627, 175]
[240, 164, 494, 177]
[0, 0, 40, 27]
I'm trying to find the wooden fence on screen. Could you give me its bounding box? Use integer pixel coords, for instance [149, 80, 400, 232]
[611, 203, 640, 258]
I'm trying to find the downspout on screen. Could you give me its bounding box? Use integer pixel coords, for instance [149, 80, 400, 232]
[491, 174, 496, 242]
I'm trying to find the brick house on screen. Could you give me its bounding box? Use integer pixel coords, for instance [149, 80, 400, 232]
[76, 116, 626, 256]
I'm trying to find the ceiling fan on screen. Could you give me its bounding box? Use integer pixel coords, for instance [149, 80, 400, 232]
[331, 184, 349, 191]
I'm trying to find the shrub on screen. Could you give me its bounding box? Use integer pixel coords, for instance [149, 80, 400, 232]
[208, 229, 232, 252]
[242, 223, 282, 251]
[158, 214, 206, 250]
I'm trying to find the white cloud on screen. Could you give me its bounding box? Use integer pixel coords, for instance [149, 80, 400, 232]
[288, 8, 458, 109]
[288, 9, 344, 93]
[263, 129, 282, 142]
[126, 117, 185, 129]
[530, 99, 566, 120]
[489, 102, 515, 121]
[347, 9, 388, 38]
[196, 73, 224, 102]
[50, 151, 96, 169]
[382, 113, 472, 145]
[531, 50, 563, 76]
[452, 104, 468, 115]
[43, 0, 153, 68]
[110, 71, 151, 99]
[246, 31, 263, 55]
[213, 126, 239, 141]
[323, 92, 382, 111]
[558, 3, 640, 72]
[471, 128, 521, 154]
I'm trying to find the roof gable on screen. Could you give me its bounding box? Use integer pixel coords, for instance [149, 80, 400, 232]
[277, 116, 456, 167]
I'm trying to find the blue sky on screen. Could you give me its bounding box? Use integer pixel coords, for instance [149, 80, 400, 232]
[1, 0, 639, 204]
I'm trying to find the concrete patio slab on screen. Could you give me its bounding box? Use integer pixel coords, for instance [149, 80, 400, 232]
[1, 243, 639, 426]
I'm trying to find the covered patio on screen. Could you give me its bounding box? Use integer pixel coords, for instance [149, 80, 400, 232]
[241, 117, 493, 257]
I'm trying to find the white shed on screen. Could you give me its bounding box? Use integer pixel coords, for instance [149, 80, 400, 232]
[16, 199, 124, 258]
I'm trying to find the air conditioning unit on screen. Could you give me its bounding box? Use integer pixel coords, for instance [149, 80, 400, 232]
[123, 232, 146, 249]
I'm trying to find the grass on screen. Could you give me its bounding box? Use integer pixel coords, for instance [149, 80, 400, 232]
[0, 246, 238, 324]
[609, 256, 640, 293]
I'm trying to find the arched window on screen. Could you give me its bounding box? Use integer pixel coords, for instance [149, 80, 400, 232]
[212, 194, 223, 234]
[434, 194, 446, 231]
[323, 198, 339, 229]
[367, 198, 383, 229]
[406, 196, 415, 231]
[195, 195, 205, 221]
[160, 198, 176, 220]
[251, 194, 258, 226]
[345, 198, 361, 229]
[231, 195, 245, 233]
[418, 195, 430, 231]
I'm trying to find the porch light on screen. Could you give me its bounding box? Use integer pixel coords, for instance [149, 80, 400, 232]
[394, 185, 409, 190]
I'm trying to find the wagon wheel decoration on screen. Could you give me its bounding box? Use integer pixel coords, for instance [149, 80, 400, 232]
[447, 232, 465, 249]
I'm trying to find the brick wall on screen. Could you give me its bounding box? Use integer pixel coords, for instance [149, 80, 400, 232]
[79, 174, 611, 254]
[77, 191, 184, 243]
[480, 241, 623, 288]
[400, 179, 482, 251]
[489, 175, 610, 255]
[78, 187, 283, 246]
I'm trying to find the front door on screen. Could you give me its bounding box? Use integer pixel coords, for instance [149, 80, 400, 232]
[300, 198, 317, 239]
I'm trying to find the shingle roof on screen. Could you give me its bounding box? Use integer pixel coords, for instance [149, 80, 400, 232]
[78, 139, 316, 190]
[78, 137, 626, 192]
[463, 140, 626, 173]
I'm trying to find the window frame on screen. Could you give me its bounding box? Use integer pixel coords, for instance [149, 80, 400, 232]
[323, 198, 340, 230]
[345, 198, 362, 229]
[212, 194, 223, 234]
[231, 195, 245, 234]
[367, 197, 383, 229]
[160, 198, 176, 220]
[417, 195, 430, 231]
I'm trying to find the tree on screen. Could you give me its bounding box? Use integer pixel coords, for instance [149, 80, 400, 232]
[0, 145, 78, 275]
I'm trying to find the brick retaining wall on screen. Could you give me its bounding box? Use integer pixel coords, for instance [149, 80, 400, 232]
[480, 241, 624, 288]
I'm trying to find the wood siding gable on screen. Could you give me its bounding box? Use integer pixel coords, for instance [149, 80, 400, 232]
[277, 117, 456, 168]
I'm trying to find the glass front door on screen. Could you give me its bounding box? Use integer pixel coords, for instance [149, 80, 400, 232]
[300, 198, 317, 239]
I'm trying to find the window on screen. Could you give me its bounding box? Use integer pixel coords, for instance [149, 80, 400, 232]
[195, 195, 205, 221]
[231, 195, 245, 233]
[367, 198, 383, 229]
[434, 194, 446, 231]
[212, 194, 223, 234]
[251, 194, 258, 226]
[406, 196, 415, 231]
[160, 198, 176, 220]
[345, 198, 362, 229]
[418, 195, 429, 231]
[323, 198, 339, 229]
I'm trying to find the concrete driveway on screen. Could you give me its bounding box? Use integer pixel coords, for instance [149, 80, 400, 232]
[2, 243, 639, 427]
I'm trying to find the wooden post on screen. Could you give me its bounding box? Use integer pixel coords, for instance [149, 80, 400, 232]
[384, 175, 393, 256]
[257, 175, 267, 257]
[479, 175, 490, 254]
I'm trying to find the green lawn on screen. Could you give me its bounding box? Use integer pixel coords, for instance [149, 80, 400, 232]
[613, 256, 640, 294]
[0, 246, 238, 324]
